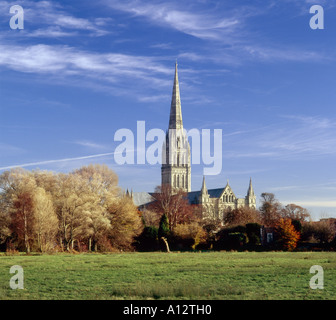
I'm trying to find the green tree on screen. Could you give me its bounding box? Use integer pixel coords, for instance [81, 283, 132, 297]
[158, 214, 170, 252]
[135, 226, 159, 251]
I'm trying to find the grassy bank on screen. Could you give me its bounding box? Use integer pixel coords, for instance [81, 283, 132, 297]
[0, 251, 335, 300]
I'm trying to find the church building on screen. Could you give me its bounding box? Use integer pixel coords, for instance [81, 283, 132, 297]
[133, 62, 256, 221]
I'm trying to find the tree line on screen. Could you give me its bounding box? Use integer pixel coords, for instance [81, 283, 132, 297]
[0, 165, 335, 253]
[0, 164, 142, 253]
[138, 188, 336, 252]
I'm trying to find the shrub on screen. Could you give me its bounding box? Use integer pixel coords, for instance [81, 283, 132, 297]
[135, 226, 159, 251]
[246, 223, 261, 246]
[214, 225, 247, 250]
[171, 222, 207, 251]
[227, 232, 247, 249]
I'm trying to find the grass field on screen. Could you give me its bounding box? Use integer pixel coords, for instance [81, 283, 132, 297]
[0, 251, 335, 300]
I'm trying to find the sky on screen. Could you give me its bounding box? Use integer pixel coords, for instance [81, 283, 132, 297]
[0, 0, 336, 220]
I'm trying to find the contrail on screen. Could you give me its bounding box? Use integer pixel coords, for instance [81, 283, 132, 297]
[0, 152, 116, 171]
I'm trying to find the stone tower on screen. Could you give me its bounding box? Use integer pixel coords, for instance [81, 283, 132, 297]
[245, 178, 256, 209]
[199, 176, 210, 204]
[161, 62, 191, 192]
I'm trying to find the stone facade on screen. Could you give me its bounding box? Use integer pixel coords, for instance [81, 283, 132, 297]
[186, 177, 256, 221]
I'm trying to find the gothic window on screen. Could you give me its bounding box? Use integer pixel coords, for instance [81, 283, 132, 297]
[182, 175, 184, 188]
[174, 175, 176, 187]
[177, 175, 180, 188]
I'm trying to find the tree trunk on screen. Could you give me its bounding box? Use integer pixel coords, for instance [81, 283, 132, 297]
[23, 211, 30, 254]
[161, 237, 170, 253]
[88, 238, 92, 252]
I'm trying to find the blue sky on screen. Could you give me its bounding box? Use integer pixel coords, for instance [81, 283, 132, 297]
[1, 0, 336, 219]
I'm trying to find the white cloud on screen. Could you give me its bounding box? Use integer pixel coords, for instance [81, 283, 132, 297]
[105, 0, 240, 41]
[0, 0, 109, 37]
[0, 44, 172, 89]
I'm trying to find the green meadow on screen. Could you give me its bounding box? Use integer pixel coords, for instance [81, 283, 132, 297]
[0, 251, 335, 300]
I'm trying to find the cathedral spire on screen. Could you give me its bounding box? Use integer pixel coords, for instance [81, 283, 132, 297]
[201, 176, 208, 194]
[169, 61, 183, 130]
[247, 178, 255, 197]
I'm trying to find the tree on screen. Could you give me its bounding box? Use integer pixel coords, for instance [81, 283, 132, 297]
[33, 187, 58, 252]
[274, 218, 300, 251]
[259, 193, 282, 227]
[72, 164, 120, 197]
[158, 214, 170, 239]
[54, 173, 93, 251]
[72, 164, 121, 251]
[11, 191, 35, 253]
[0, 169, 37, 253]
[106, 196, 143, 250]
[173, 222, 207, 250]
[135, 226, 159, 251]
[149, 184, 193, 231]
[141, 209, 161, 228]
[0, 210, 10, 248]
[302, 220, 335, 244]
[158, 213, 170, 252]
[281, 204, 311, 222]
[223, 207, 262, 227]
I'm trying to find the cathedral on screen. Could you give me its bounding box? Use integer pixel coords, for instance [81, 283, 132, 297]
[133, 62, 256, 220]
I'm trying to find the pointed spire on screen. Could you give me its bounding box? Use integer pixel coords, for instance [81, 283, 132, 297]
[201, 176, 208, 194]
[169, 61, 183, 130]
[247, 178, 255, 197]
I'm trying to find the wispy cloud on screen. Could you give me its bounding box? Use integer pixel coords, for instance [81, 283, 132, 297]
[257, 115, 336, 157]
[0, 0, 110, 37]
[0, 43, 172, 93]
[223, 115, 336, 160]
[105, 0, 241, 41]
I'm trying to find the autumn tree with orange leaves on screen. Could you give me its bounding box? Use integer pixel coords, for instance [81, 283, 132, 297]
[274, 218, 300, 251]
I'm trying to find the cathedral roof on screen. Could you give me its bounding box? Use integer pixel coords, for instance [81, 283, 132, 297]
[187, 188, 226, 204]
[132, 192, 155, 206]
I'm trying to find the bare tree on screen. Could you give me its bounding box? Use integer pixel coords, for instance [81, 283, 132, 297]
[149, 184, 193, 231]
[33, 187, 58, 252]
[259, 192, 282, 227]
[281, 204, 311, 222]
[223, 207, 262, 227]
